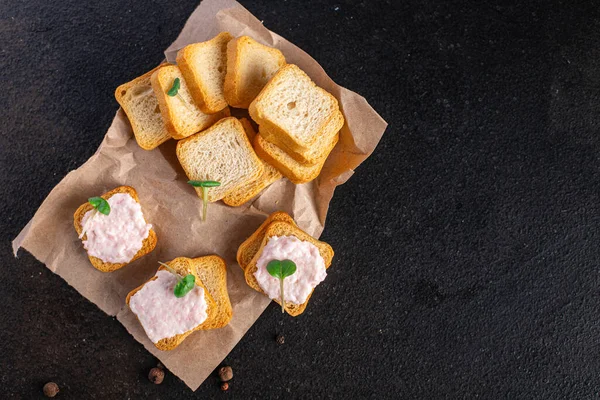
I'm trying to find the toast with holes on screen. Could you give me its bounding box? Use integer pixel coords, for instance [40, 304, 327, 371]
[73, 186, 157, 272]
[151, 64, 230, 140]
[249, 64, 343, 153]
[242, 219, 334, 316]
[223, 118, 282, 207]
[176, 32, 233, 114]
[224, 36, 286, 109]
[115, 66, 171, 150]
[126, 256, 231, 351]
[176, 117, 264, 202]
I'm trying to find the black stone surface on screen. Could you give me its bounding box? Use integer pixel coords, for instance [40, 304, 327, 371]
[2, 0, 600, 398]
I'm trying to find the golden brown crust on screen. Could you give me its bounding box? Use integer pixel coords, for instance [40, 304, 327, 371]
[248, 64, 342, 153]
[239, 117, 257, 142]
[253, 134, 338, 184]
[224, 36, 286, 109]
[175, 117, 265, 202]
[236, 211, 296, 271]
[73, 186, 157, 272]
[150, 64, 178, 137]
[222, 119, 282, 206]
[176, 32, 233, 114]
[125, 257, 219, 351]
[191, 255, 233, 329]
[151, 64, 230, 140]
[242, 219, 334, 316]
[221, 162, 281, 207]
[259, 110, 344, 165]
[115, 64, 171, 150]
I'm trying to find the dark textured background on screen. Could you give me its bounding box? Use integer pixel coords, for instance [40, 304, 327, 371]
[2, 0, 600, 398]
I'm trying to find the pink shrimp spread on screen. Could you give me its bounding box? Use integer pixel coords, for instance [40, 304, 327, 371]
[128, 270, 208, 343]
[254, 235, 327, 304]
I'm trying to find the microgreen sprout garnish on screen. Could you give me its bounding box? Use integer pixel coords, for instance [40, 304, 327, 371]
[158, 261, 196, 298]
[88, 197, 111, 215]
[187, 180, 221, 221]
[167, 77, 193, 112]
[167, 77, 180, 96]
[266, 259, 297, 313]
[79, 197, 111, 239]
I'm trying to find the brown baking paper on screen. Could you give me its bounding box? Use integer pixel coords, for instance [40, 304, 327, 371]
[12, 0, 387, 391]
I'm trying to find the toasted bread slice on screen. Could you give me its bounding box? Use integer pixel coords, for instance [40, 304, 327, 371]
[224, 36, 286, 109]
[73, 186, 157, 272]
[176, 32, 233, 114]
[253, 133, 339, 184]
[244, 221, 334, 316]
[249, 64, 342, 152]
[222, 162, 281, 206]
[176, 117, 264, 202]
[151, 64, 230, 140]
[236, 211, 296, 271]
[126, 257, 218, 351]
[115, 66, 171, 150]
[223, 119, 282, 206]
[190, 255, 232, 329]
[259, 110, 344, 165]
[239, 117, 256, 142]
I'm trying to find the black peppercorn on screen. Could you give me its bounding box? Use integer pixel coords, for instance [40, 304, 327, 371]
[148, 367, 165, 384]
[219, 366, 233, 382]
[276, 334, 285, 345]
[43, 382, 59, 398]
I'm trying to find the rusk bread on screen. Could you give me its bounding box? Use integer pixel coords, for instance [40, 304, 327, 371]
[243, 220, 334, 316]
[260, 110, 343, 165]
[151, 64, 230, 140]
[224, 36, 286, 109]
[223, 119, 282, 206]
[253, 133, 339, 184]
[73, 186, 157, 272]
[126, 257, 219, 351]
[249, 64, 342, 153]
[236, 211, 296, 271]
[115, 66, 171, 150]
[190, 255, 232, 329]
[239, 117, 257, 142]
[176, 117, 264, 202]
[176, 32, 233, 114]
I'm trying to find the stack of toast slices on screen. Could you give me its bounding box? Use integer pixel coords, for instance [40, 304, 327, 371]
[237, 211, 334, 316]
[115, 32, 345, 206]
[126, 256, 232, 351]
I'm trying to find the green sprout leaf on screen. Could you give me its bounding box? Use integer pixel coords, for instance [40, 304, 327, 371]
[167, 78, 180, 96]
[158, 261, 196, 298]
[267, 259, 297, 313]
[167, 77, 193, 112]
[187, 180, 221, 188]
[174, 274, 196, 298]
[88, 197, 110, 215]
[187, 180, 221, 221]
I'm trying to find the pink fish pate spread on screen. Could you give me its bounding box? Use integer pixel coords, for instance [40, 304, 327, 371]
[254, 235, 326, 304]
[81, 193, 152, 263]
[129, 270, 209, 343]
